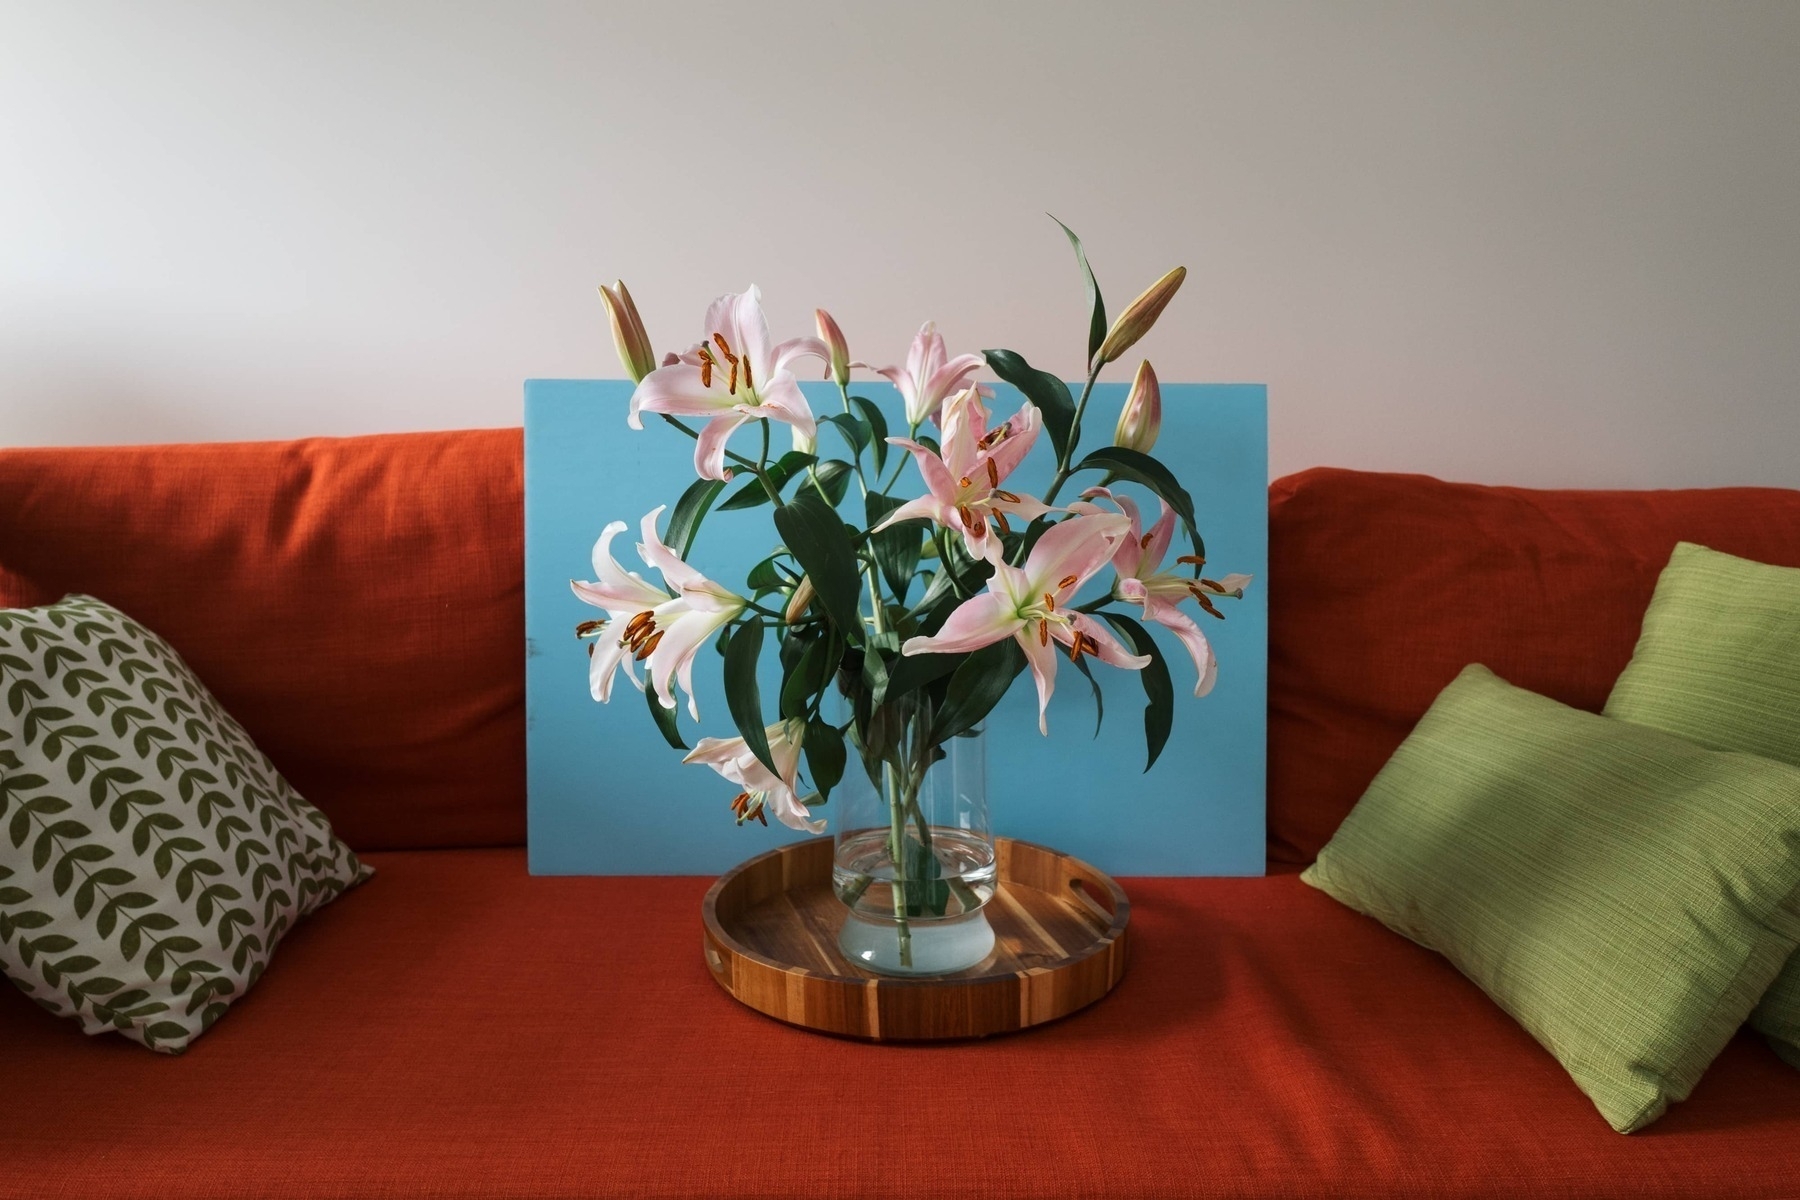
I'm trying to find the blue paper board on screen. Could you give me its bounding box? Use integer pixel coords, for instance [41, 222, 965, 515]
[524, 379, 1266, 876]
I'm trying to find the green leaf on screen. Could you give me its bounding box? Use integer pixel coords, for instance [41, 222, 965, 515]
[984, 349, 1075, 467]
[823, 412, 870, 460]
[933, 639, 1027, 743]
[1052, 216, 1107, 367]
[665, 477, 728, 560]
[881, 651, 961, 704]
[644, 681, 686, 751]
[866, 492, 924, 604]
[773, 493, 863, 639]
[802, 718, 845, 799]
[1071, 446, 1204, 560]
[849, 397, 889, 473]
[1070, 651, 1106, 739]
[1102, 613, 1174, 771]
[779, 634, 843, 722]
[719, 450, 817, 511]
[744, 555, 795, 596]
[722, 618, 778, 777]
[811, 460, 854, 507]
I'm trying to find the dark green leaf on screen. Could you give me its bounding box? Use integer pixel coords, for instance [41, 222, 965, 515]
[812, 460, 854, 507]
[1071, 446, 1204, 561]
[773, 493, 863, 639]
[1102, 613, 1174, 771]
[722, 618, 778, 776]
[719, 451, 817, 510]
[1070, 652, 1106, 738]
[932, 639, 1027, 743]
[823, 412, 870, 460]
[645, 679, 686, 751]
[881, 651, 961, 704]
[984, 349, 1075, 466]
[802, 719, 845, 799]
[745, 555, 795, 596]
[866, 493, 924, 603]
[665, 478, 728, 559]
[779, 634, 843, 723]
[1052, 216, 1107, 367]
[849, 397, 889, 473]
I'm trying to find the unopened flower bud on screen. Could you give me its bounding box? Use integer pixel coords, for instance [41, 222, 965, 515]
[1095, 266, 1186, 365]
[599, 280, 657, 382]
[1114, 360, 1161, 454]
[815, 309, 851, 387]
[784, 576, 816, 624]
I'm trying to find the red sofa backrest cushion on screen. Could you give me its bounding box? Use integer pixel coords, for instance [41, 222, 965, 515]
[0, 430, 524, 851]
[1267, 467, 1800, 866]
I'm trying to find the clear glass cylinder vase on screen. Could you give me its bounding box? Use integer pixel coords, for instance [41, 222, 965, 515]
[830, 692, 997, 976]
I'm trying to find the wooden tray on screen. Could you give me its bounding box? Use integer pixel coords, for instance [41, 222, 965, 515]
[701, 836, 1130, 1040]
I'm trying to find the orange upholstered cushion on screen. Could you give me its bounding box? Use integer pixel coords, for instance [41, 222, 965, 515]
[1266, 467, 1800, 866]
[0, 431, 524, 851]
[1, 849, 1795, 1197]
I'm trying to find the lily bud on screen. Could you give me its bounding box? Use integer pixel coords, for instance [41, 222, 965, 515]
[1114, 360, 1161, 454]
[815, 309, 851, 387]
[784, 576, 816, 624]
[1095, 266, 1186, 365]
[598, 280, 656, 382]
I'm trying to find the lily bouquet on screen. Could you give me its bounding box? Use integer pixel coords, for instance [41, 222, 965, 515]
[576, 222, 1250, 973]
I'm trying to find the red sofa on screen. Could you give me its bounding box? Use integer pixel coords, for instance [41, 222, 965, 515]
[2, 430, 1798, 1199]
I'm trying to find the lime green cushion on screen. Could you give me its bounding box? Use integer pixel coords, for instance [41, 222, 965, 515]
[1604, 542, 1800, 1067]
[1302, 664, 1800, 1132]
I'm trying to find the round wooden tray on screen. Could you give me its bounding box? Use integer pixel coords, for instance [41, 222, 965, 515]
[701, 836, 1130, 1040]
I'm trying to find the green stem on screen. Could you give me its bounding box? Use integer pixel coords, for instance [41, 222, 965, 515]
[885, 763, 912, 969]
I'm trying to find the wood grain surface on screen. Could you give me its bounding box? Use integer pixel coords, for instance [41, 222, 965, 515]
[701, 836, 1131, 1040]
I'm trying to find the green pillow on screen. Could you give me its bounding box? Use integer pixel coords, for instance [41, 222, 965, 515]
[1303, 664, 1800, 1133]
[1604, 541, 1800, 1067]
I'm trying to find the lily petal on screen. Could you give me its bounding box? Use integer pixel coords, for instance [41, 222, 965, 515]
[901, 592, 1021, 656]
[1017, 624, 1059, 735]
[630, 362, 738, 429]
[693, 411, 752, 482]
[1141, 595, 1218, 697]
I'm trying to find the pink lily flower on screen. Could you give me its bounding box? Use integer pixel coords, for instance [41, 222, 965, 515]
[901, 513, 1149, 734]
[683, 719, 824, 833]
[876, 321, 987, 427]
[876, 389, 1053, 564]
[628, 287, 828, 481]
[1095, 489, 1252, 697]
[571, 507, 747, 720]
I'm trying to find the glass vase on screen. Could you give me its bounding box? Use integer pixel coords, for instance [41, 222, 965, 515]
[830, 692, 997, 976]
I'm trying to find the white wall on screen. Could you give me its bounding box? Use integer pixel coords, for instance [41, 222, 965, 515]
[2, 1, 1796, 488]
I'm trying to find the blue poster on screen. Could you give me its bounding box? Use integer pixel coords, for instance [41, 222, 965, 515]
[524, 379, 1266, 876]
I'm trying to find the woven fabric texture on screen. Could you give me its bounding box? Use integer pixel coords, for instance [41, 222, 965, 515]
[3, 849, 1799, 1200]
[0, 596, 367, 1053]
[1267, 467, 1800, 866]
[1303, 665, 1800, 1133]
[1605, 542, 1800, 1067]
[0, 430, 525, 851]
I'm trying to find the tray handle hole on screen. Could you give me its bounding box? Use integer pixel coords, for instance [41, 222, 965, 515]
[1068, 877, 1117, 925]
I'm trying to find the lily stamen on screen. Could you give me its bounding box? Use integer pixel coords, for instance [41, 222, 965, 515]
[1176, 554, 1205, 567]
[992, 511, 1012, 536]
[1057, 574, 1079, 590]
[986, 459, 999, 487]
[634, 629, 666, 659]
[575, 619, 607, 639]
[992, 489, 1020, 504]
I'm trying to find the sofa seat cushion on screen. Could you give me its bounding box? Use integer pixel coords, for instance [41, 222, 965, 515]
[2, 850, 1796, 1199]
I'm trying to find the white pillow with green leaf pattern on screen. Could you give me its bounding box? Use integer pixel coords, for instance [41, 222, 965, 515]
[0, 595, 369, 1053]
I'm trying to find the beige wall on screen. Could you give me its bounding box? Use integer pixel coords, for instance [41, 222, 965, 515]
[2, 1, 1796, 487]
